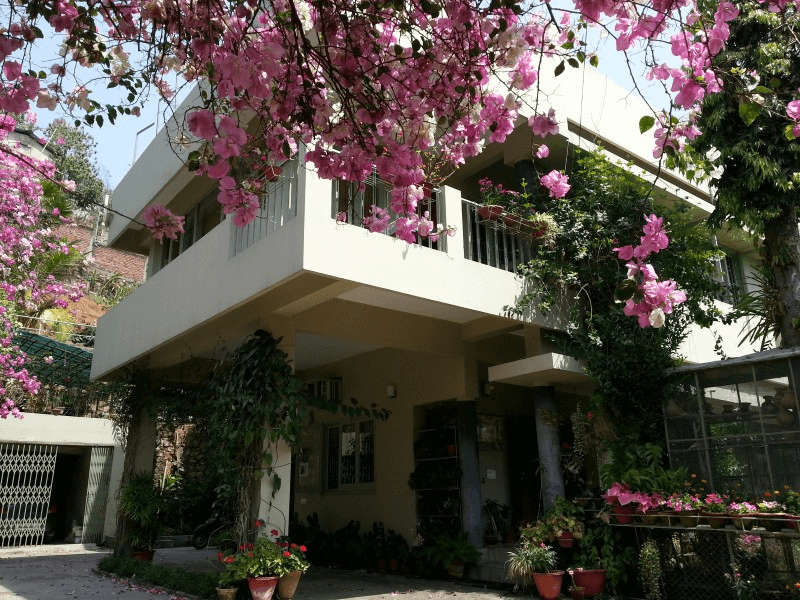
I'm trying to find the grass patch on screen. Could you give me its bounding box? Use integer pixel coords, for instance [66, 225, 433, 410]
[98, 555, 219, 599]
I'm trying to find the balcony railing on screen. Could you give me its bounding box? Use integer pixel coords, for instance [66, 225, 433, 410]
[331, 174, 445, 252]
[232, 159, 298, 256]
[461, 198, 534, 273]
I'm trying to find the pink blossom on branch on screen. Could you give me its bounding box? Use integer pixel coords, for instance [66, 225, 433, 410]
[539, 170, 571, 198]
[615, 214, 687, 329]
[142, 204, 185, 241]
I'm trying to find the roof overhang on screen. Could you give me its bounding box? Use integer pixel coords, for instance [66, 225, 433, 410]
[488, 352, 590, 387]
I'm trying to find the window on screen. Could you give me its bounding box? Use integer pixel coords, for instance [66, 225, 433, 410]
[713, 251, 742, 304]
[326, 420, 375, 489]
[149, 191, 222, 275]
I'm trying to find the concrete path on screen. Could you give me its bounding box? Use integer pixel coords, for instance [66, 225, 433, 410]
[0, 546, 517, 600]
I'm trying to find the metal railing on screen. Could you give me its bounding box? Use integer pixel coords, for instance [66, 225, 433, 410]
[461, 198, 534, 273]
[232, 159, 298, 256]
[331, 174, 445, 251]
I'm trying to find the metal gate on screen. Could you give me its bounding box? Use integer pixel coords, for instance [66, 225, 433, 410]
[81, 446, 113, 544]
[0, 443, 58, 547]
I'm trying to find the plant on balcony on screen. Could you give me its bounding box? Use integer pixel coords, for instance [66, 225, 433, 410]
[477, 177, 559, 244]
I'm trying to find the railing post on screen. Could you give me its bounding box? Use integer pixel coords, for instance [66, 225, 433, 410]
[440, 186, 464, 260]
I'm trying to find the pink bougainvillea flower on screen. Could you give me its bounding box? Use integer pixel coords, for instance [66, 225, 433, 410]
[536, 144, 550, 159]
[786, 100, 800, 122]
[539, 170, 570, 198]
[142, 204, 185, 241]
[529, 109, 559, 138]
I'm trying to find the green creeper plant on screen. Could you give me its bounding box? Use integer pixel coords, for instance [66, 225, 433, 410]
[511, 148, 725, 442]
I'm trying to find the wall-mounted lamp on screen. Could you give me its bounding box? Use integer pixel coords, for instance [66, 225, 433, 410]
[386, 384, 397, 399]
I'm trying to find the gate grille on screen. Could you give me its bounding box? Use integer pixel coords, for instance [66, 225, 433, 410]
[0, 443, 58, 547]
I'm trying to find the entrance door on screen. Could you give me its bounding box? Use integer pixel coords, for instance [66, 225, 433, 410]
[81, 446, 113, 544]
[506, 416, 541, 527]
[0, 443, 58, 547]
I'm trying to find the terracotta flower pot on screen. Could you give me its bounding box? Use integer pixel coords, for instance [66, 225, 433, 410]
[701, 511, 728, 528]
[571, 586, 586, 600]
[216, 588, 237, 600]
[131, 550, 154, 562]
[732, 514, 756, 530]
[572, 569, 606, 598]
[532, 571, 564, 600]
[446, 560, 465, 578]
[557, 532, 575, 548]
[248, 576, 279, 600]
[614, 504, 635, 524]
[278, 571, 302, 600]
[477, 205, 503, 220]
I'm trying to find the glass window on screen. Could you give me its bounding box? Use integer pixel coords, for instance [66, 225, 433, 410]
[327, 420, 375, 489]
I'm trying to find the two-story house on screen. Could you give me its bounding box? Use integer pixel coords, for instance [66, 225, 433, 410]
[90, 61, 761, 567]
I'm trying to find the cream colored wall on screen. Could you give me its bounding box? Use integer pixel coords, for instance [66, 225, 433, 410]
[294, 347, 471, 541]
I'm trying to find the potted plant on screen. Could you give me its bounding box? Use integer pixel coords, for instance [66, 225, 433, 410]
[477, 178, 513, 220]
[420, 534, 480, 578]
[273, 541, 310, 600]
[548, 498, 584, 548]
[385, 530, 410, 572]
[729, 501, 758, 530]
[217, 551, 246, 600]
[568, 569, 585, 600]
[118, 472, 164, 561]
[666, 493, 701, 527]
[756, 499, 786, 531]
[507, 542, 562, 600]
[700, 493, 729, 528]
[234, 537, 281, 600]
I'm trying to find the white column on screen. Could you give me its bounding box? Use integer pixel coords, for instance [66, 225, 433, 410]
[440, 185, 464, 260]
[257, 439, 293, 536]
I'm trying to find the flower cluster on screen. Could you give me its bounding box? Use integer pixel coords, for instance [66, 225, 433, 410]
[786, 92, 800, 139]
[613, 214, 687, 328]
[0, 0, 761, 252]
[0, 115, 84, 419]
[141, 204, 185, 241]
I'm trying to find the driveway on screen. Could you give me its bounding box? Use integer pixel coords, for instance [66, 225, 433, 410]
[0, 545, 516, 600]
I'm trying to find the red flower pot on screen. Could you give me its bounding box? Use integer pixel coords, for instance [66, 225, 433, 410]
[477, 205, 503, 220]
[532, 571, 564, 600]
[572, 569, 606, 598]
[248, 576, 279, 600]
[614, 504, 634, 524]
[131, 550, 154, 562]
[557, 532, 575, 548]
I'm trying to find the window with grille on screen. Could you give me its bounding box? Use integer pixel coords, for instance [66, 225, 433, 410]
[713, 252, 742, 304]
[326, 421, 375, 489]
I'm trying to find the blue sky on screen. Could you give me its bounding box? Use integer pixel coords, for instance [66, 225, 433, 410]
[30, 20, 672, 190]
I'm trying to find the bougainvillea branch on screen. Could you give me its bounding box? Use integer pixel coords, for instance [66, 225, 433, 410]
[613, 214, 687, 328]
[0, 115, 85, 418]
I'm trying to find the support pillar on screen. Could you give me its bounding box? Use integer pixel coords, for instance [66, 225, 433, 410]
[457, 401, 483, 548]
[532, 386, 565, 512]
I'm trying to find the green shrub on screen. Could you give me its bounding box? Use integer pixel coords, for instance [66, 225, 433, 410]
[98, 555, 219, 599]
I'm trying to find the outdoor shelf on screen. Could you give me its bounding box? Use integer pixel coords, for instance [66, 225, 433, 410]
[610, 522, 800, 537]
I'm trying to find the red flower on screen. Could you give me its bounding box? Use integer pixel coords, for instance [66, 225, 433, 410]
[248, 552, 254, 558]
[224, 556, 235, 564]
[299, 545, 307, 553]
[270, 529, 280, 536]
[216, 552, 223, 562]
[587, 411, 594, 421]
[283, 551, 291, 557]
[290, 543, 297, 549]
[239, 544, 246, 551]
[255, 519, 265, 528]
